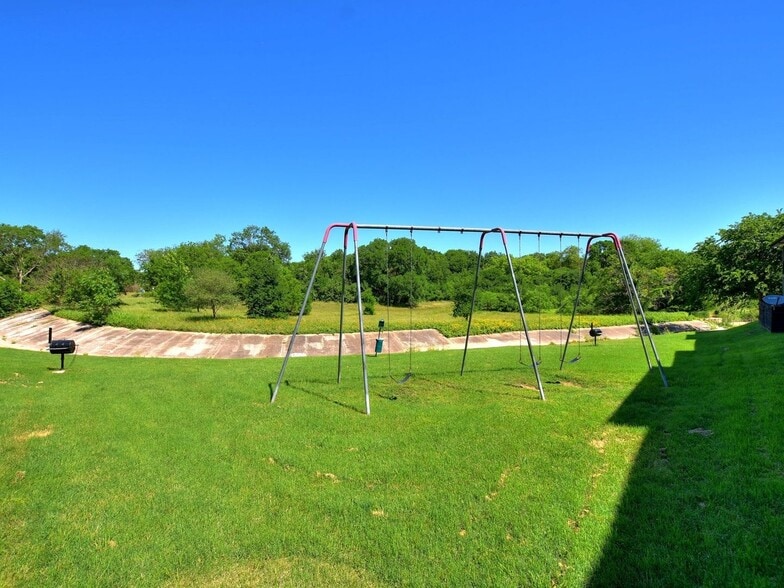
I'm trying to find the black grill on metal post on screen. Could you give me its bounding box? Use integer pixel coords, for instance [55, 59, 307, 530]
[589, 323, 603, 345]
[48, 328, 76, 370]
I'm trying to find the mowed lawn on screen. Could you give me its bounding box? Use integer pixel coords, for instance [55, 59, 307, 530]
[1, 324, 782, 586]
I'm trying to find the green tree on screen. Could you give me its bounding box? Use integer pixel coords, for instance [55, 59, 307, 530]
[0, 224, 66, 285]
[451, 272, 475, 318]
[444, 249, 478, 274]
[356, 238, 390, 302]
[513, 255, 555, 312]
[685, 211, 784, 306]
[292, 249, 347, 302]
[582, 236, 688, 313]
[422, 247, 451, 300]
[174, 236, 239, 276]
[138, 250, 191, 310]
[184, 268, 237, 318]
[241, 251, 303, 318]
[67, 269, 119, 326]
[229, 225, 291, 264]
[43, 246, 136, 303]
[385, 238, 429, 306]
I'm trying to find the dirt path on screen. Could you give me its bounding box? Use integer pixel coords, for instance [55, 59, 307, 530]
[0, 309, 714, 360]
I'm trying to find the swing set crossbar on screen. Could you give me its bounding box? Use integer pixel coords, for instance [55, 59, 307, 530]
[354, 224, 608, 241]
[270, 222, 669, 415]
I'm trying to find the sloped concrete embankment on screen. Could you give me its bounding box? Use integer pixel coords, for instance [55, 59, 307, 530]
[0, 309, 713, 360]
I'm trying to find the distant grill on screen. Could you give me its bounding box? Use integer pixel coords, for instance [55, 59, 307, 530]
[49, 339, 77, 354]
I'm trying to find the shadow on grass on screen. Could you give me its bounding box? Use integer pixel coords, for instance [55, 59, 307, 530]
[183, 314, 234, 322]
[269, 380, 367, 415]
[588, 324, 784, 586]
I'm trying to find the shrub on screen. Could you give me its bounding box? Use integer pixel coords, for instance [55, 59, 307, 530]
[362, 289, 376, 315]
[0, 279, 36, 318]
[242, 251, 304, 318]
[67, 269, 119, 326]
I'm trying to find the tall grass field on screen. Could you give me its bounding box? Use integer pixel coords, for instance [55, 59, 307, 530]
[2, 323, 782, 586]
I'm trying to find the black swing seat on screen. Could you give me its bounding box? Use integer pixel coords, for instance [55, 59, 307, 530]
[394, 372, 413, 384]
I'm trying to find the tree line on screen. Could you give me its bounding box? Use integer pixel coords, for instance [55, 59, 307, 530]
[1, 211, 782, 325]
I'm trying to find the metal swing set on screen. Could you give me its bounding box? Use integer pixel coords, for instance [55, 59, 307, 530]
[271, 222, 669, 415]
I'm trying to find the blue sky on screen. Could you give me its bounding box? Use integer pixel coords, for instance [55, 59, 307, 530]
[2, 2, 782, 262]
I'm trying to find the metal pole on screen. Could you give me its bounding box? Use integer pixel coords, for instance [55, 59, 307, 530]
[353, 223, 604, 242]
[460, 228, 544, 400]
[348, 223, 371, 415]
[272, 224, 344, 403]
[495, 228, 544, 400]
[337, 226, 350, 383]
[611, 236, 652, 369]
[607, 233, 669, 387]
[461, 233, 485, 376]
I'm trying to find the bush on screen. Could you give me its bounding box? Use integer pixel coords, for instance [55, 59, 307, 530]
[362, 289, 376, 315]
[713, 300, 758, 324]
[67, 269, 119, 326]
[242, 251, 304, 318]
[0, 279, 37, 318]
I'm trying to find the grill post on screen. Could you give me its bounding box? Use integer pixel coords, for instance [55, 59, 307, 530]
[47, 334, 77, 371]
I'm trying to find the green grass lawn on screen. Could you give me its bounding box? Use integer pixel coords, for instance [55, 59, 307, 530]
[2, 324, 782, 586]
[54, 294, 694, 337]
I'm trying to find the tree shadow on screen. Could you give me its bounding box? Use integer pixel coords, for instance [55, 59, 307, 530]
[587, 324, 784, 586]
[184, 314, 229, 323]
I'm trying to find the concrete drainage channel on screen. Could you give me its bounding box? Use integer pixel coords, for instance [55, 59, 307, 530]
[0, 309, 716, 360]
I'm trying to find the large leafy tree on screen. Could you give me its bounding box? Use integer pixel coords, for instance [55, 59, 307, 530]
[355, 238, 389, 302]
[44, 246, 136, 303]
[240, 250, 302, 318]
[138, 249, 191, 310]
[685, 211, 784, 306]
[513, 254, 556, 312]
[582, 236, 688, 313]
[292, 249, 346, 303]
[229, 225, 291, 264]
[0, 224, 66, 285]
[174, 236, 238, 275]
[380, 238, 432, 307]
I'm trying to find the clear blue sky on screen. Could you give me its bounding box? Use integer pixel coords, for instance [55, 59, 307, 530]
[2, 2, 782, 262]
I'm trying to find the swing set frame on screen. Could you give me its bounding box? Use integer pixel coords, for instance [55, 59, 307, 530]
[271, 222, 669, 415]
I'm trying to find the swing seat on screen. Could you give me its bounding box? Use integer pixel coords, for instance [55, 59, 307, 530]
[395, 372, 413, 384]
[519, 358, 541, 367]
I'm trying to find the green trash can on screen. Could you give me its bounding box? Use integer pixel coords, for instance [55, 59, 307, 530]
[374, 320, 385, 355]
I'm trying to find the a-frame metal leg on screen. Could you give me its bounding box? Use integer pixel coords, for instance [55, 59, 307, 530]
[272, 222, 372, 413]
[461, 228, 545, 400]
